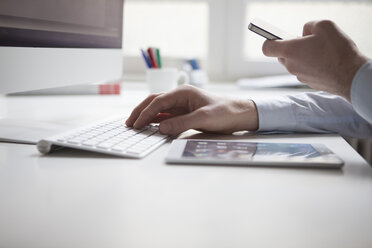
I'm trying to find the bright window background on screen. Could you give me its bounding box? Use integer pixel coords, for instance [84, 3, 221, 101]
[121, 0, 372, 80]
[123, 1, 209, 58]
[244, 1, 372, 60]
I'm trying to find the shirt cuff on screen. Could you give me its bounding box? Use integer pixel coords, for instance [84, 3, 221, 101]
[253, 96, 297, 132]
[351, 60, 372, 124]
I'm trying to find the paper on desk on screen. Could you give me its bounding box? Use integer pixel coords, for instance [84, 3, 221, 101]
[237, 75, 306, 89]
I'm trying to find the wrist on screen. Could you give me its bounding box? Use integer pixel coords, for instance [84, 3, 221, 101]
[342, 53, 369, 102]
[232, 99, 259, 132]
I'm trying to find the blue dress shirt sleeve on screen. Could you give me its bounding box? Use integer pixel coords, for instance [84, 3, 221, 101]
[351, 60, 372, 124]
[253, 91, 372, 139]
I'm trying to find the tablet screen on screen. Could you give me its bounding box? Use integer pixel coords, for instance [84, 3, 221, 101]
[182, 140, 322, 161]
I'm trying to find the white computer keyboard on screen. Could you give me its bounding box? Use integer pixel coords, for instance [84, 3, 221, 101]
[37, 116, 170, 158]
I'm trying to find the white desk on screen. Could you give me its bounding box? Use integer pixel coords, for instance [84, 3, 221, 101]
[1, 82, 372, 248]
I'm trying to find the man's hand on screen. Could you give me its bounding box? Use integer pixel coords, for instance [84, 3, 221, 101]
[262, 20, 369, 102]
[126, 85, 259, 135]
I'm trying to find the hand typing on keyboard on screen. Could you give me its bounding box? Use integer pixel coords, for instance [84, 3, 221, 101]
[126, 85, 259, 135]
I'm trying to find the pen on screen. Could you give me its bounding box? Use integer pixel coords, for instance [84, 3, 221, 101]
[189, 59, 200, 70]
[140, 48, 152, 68]
[156, 48, 162, 68]
[148, 47, 159, 68]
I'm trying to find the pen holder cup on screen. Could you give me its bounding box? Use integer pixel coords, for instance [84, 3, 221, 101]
[146, 68, 189, 94]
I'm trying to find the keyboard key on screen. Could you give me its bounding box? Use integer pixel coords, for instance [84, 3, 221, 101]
[82, 139, 100, 146]
[67, 139, 83, 144]
[126, 149, 142, 155]
[57, 138, 67, 142]
[97, 142, 114, 149]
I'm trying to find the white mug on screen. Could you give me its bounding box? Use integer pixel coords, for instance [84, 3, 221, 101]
[146, 68, 189, 93]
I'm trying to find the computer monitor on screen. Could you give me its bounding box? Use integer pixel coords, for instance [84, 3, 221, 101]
[0, 0, 124, 94]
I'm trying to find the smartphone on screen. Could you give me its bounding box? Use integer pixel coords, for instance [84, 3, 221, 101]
[248, 18, 294, 40]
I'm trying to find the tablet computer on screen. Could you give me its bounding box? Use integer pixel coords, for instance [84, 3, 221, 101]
[166, 139, 344, 169]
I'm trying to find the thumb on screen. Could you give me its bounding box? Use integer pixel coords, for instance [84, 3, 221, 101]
[262, 40, 287, 57]
[158, 110, 204, 135]
[303, 21, 316, 36]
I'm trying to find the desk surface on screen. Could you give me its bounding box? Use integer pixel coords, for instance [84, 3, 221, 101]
[1, 83, 372, 248]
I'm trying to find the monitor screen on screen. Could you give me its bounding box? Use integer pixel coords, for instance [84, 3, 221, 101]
[0, 0, 123, 48]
